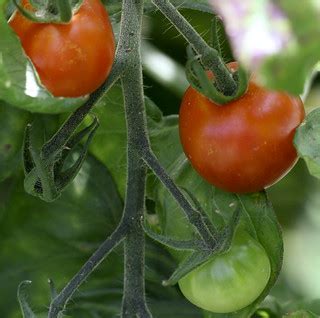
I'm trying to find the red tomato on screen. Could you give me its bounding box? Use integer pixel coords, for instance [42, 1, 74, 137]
[9, 0, 115, 97]
[179, 63, 305, 193]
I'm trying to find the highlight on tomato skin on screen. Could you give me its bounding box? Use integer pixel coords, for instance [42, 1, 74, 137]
[178, 230, 271, 314]
[9, 0, 116, 98]
[179, 62, 305, 193]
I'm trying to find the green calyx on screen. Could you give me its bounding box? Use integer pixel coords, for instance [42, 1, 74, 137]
[185, 45, 249, 105]
[12, 0, 83, 24]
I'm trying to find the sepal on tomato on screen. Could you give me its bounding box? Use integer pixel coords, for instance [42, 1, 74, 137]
[23, 115, 99, 202]
[185, 46, 249, 105]
[163, 250, 212, 286]
[143, 219, 203, 251]
[161, 205, 241, 286]
[186, 46, 231, 105]
[12, 0, 83, 24]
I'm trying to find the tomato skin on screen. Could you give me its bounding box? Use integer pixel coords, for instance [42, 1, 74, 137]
[9, 0, 115, 98]
[179, 63, 305, 193]
[178, 230, 271, 313]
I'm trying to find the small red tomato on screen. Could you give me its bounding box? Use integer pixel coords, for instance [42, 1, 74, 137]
[179, 62, 305, 193]
[9, 0, 115, 97]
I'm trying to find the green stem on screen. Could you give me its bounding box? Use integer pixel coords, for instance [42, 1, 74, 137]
[47, 223, 127, 318]
[120, 0, 151, 316]
[152, 0, 237, 96]
[142, 150, 217, 249]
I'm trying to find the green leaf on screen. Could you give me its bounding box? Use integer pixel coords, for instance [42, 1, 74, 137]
[163, 250, 211, 286]
[143, 220, 200, 251]
[233, 192, 283, 317]
[17, 281, 37, 318]
[87, 85, 127, 197]
[294, 108, 320, 179]
[0, 102, 30, 181]
[0, 0, 84, 113]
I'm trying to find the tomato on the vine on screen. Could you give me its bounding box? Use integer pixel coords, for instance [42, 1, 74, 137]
[9, 0, 115, 97]
[179, 62, 305, 193]
[178, 229, 271, 313]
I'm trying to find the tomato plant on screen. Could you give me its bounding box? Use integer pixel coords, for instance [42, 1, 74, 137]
[179, 63, 305, 193]
[178, 229, 271, 313]
[1, 0, 320, 317]
[9, 0, 115, 97]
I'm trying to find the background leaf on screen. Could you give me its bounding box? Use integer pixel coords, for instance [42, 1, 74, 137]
[294, 108, 320, 179]
[88, 85, 127, 197]
[0, 102, 30, 181]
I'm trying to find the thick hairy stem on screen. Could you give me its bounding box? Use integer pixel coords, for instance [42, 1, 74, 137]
[121, 154, 150, 318]
[47, 223, 127, 318]
[46, 0, 143, 315]
[152, 0, 237, 96]
[120, 0, 151, 316]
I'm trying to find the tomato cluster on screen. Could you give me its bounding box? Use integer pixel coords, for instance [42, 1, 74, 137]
[178, 63, 305, 313]
[9, 0, 115, 97]
[179, 63, 305, 193]
[8, 2, 302, 315]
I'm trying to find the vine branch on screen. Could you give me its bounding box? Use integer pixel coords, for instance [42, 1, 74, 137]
[42, 60, 124, 159]
[142, 149, 217, 249]
[152, 0, 237, 96]
[44, 0, 230, 316]
[119, 0, 151, 316]
[48, 223, 127, 317]
[48, 0, 151, 316]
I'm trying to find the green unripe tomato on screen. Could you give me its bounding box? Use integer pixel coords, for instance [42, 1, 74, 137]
[178, 230, 271, 313]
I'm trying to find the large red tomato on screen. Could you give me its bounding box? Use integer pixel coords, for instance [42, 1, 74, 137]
[179, 63, 305, 193]
[9, 0, 115, 97]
